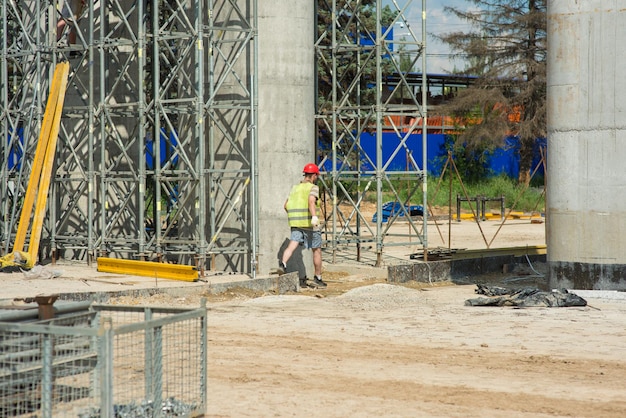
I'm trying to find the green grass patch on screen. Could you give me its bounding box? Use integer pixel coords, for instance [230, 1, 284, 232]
[371, 174, 545, 214]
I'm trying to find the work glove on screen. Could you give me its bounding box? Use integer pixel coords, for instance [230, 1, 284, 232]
[311, 216, 319, 227]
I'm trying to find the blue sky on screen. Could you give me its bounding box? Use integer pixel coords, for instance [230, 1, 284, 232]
[384, 0, 474, 73]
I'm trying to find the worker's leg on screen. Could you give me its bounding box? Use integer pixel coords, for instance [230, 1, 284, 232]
[57, 20, 66, 41]
[312, 247, 322, 276]
[308, 230, 326, 287]
[57, 1, 71, 42]
[281, 239, 300, 265]
[68, 0, 84, 45]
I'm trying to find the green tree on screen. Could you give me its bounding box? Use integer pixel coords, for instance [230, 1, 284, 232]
[316, 1, 399, 165]
[440, 0, 546, 185]
[316, 1, 397, 111]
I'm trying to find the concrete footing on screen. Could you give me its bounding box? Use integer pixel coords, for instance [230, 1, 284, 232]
[388, 254, 547, 284]
[549, 262, 626, 291]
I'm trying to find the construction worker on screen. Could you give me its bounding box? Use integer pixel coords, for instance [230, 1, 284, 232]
[278, 163, 327, 288]
[56, 0, 86, 45]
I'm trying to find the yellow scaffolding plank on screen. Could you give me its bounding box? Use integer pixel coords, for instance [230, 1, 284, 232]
[28, 62, 71, 260]
[1, 62, 70, 271]
[13, 62, 69, 251]
[96, 257, 199, 282]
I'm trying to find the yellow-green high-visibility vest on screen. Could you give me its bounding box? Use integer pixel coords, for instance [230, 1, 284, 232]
[286, 182, 319, 228]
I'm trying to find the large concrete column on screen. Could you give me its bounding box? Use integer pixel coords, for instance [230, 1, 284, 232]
[257, 3, 315, 276]
[547, 1, 626, 289]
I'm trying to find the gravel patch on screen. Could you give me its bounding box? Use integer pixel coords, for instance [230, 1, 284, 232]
[327, 283, 424, 310]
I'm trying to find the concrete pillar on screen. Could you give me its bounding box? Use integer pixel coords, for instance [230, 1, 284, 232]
[547, 1, 626, 289]
[257, 2, 315, 276]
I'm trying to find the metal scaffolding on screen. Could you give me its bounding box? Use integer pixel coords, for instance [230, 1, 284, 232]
[1, 0, 429, 274]
[0, 0, 257, 273]
[315, 0, 428, 266]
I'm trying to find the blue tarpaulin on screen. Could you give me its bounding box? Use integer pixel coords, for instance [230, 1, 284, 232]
[372, 201, 424, 223]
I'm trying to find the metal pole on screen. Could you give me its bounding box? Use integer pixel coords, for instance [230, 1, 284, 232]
[153, 0, 163, 258]
[100, 318, 114, 418]
[421, 0, 429, 260]
[331, 0, 338, 264]
[207, 0, 216, 270]
[87, 1, 95, 264]
[1, 0, 8, 253]
[196, 0, 207, 273]
[144, 307, 154, 399]
[200, 298, 208, 413]
[41, 333, 53, 418]
[251, 0, 259, 277]
[375, 0, 383, 267]
[98, 0, 106, 257]
[138, 0, 147, 260]
[153, 326, 163, 417]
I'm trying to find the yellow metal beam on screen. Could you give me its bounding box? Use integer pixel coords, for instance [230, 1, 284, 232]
[96, 257, 199, 282]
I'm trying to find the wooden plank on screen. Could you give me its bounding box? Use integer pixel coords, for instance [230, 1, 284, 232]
[451, 245, 547, 260]
[14, 63, 70, 253]
[28, 62, 71, 260]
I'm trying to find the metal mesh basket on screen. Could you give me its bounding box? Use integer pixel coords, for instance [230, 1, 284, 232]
[0, 301, 207, 418]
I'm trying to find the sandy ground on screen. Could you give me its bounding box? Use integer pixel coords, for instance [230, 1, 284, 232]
[116, 218, 626, 417]
[424, 217, 546, 250]
[9, 217, 626, 416]
[119, 281, 626, 418]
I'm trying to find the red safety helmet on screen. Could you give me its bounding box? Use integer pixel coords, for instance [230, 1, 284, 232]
[302, 163, 320, 175]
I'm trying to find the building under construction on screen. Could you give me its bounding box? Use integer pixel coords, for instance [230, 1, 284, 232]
[0, 1, 428, 276]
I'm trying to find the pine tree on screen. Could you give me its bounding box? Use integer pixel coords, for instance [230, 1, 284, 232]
[440, 0, 546, 184]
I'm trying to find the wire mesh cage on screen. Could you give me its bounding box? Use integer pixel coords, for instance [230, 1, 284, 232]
[0, 301, 207, 417]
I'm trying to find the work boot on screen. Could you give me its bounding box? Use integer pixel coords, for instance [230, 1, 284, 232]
[307, 276, 327, 289]
[277, 260, 287, 275]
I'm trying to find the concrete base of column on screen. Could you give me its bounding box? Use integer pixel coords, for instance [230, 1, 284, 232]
[549, 261, 626, 291]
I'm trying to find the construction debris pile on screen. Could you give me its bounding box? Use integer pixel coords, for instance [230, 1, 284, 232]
[465, 284, 587, 307]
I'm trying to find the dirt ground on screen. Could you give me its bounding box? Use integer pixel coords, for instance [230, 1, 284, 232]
[112, 273, 626, 417]
[7, 203, 624, 416]
[106, 217, 626, 417]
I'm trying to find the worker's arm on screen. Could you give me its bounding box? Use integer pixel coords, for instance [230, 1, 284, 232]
[284, 200, 288, 212]
[309, 195, 319, 226]
[308, 195, 317, 217]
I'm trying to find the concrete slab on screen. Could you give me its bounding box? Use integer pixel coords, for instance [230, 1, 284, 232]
[0, 261, 299, 303]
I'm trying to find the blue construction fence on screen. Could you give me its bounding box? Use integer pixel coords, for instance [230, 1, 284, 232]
[320, 132, 546, 179]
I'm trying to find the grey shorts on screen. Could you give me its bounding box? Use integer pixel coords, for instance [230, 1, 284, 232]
[290, 228, 322, 250]
[60, 0, 83, 18]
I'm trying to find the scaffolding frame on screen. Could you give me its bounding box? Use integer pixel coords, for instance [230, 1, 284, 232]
[1, 1, 429, 274]
[315, 0, 428, 266]
[0, 0, 258, 274]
